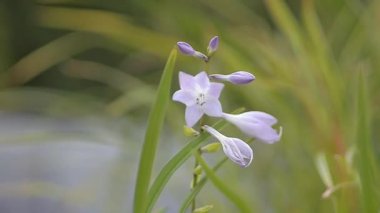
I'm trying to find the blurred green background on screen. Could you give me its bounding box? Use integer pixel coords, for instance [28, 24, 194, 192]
[0, 0, 379, 212]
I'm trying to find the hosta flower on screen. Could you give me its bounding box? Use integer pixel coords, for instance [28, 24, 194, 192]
[177, 42, 208, 62]
[172, 72, 224, 127]
[209, 71, 255, 85]
[207, 36, 219, 56]
[222, 111, 282, 144]
[203, 125, 253, 167]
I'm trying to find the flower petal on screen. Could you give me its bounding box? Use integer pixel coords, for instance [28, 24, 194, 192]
[208, 82, 224, 98]
[179, 71, 196, 90]
[194, 71, 210, 90]
[221, 137, 253, 167]
[202, 99, 222, 117]
[223, 112, 281, 144]
[172, 90, 196, 106]
[185, 105, 204, 127]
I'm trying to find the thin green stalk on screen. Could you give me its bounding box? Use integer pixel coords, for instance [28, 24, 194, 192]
[133, 48, 177, 213]
[179, 157, 228, 213]
[194, 152, 252, 213]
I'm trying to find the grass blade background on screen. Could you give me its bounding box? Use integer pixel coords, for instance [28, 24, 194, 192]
[355, 70, 379, 212]
[133, 48, 177, 213]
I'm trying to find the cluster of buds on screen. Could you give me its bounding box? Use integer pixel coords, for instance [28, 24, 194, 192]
[173, 36, 282, 167]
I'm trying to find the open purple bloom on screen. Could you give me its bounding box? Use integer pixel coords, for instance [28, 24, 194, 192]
[173, 71, 224, 127]
[203, 125, 253, 167]
[210, 71, 255, 84]
[207, 36, 219, 55]
[222, 111, 282, 144]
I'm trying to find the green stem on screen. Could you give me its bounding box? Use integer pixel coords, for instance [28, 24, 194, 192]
[194, 152, 252, 213]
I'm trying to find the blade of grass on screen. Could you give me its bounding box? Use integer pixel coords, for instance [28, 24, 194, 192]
[179, 157, 228, 213]
[355, 70, 379, 212]
[6, 32, 108, 86]
[133, 48, 177, 213]
[145, 108, 244, 213]
[194, 152, 252, 213]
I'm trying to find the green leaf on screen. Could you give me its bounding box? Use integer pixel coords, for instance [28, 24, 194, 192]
[194, 152, 252, 213]
[133, 48, 177, 213]
[355, 71, 379, 212]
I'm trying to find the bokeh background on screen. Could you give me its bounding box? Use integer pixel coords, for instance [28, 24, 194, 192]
[0, 0, 379, 212]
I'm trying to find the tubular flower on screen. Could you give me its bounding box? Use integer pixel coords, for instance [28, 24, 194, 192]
[203, 125, 253, 167]
[222, 111, 282, 144]
[209, 71, 255, 85]
[172, 71, 224, 127]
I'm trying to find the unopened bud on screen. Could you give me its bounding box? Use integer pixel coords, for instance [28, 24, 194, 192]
[177, 42, 195, 55]
[201, 142, 221, 153]
[193, 205, 214, 213]
[193, 165, 203, 175]
[210, 71, 255, 84]
[207, 36, 219, 56]
[183, 126, 200, 137]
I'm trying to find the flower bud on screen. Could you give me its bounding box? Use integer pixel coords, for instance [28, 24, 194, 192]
[210, 71, 255, 84]
[193, 165, 203, 175]
[194, 205, 214, 213]
[177, 42, 195, 55]
[207, 36, 219, 56]
[200, 142, 221, 153]
[183, 125, 200, 137]
[202, 125, 253, 167]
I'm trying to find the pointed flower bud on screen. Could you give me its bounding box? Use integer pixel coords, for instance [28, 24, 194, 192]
[193, 165, 203, 175]
[222, 111, 282, 144]
[177, 42, 209, 62]
[183, 125, 200, 137]
[209, 71, 255, 84]
[207, 36, 219, 56]
[177, 42, 195, 55]
[194, 205, 214, 213]
[201, 142, 221, 153]
[202, 125, 253, 167]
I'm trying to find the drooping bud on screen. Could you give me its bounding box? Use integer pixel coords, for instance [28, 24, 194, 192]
[209, 71, 255, 84]
[202, 125, 253, 167]
[177, 42, 196, 55]
[200, 142, 221, 153]
[222, 111, 282, 144]
[207, 36, 219, 56]
[193, 51, 209, 62]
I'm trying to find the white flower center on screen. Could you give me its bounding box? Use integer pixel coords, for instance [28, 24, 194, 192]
[196, 93, 206, 106]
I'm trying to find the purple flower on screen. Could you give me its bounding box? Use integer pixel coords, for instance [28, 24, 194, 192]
[172, 71, 224, 127]
[209, 71, 255, 84]
[222, 111, 282, 144]
[203, 125, 253, 167]
[177, 42, 195, 55]
[207, 36, 219, 55]
[177, 42, 209, 62]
